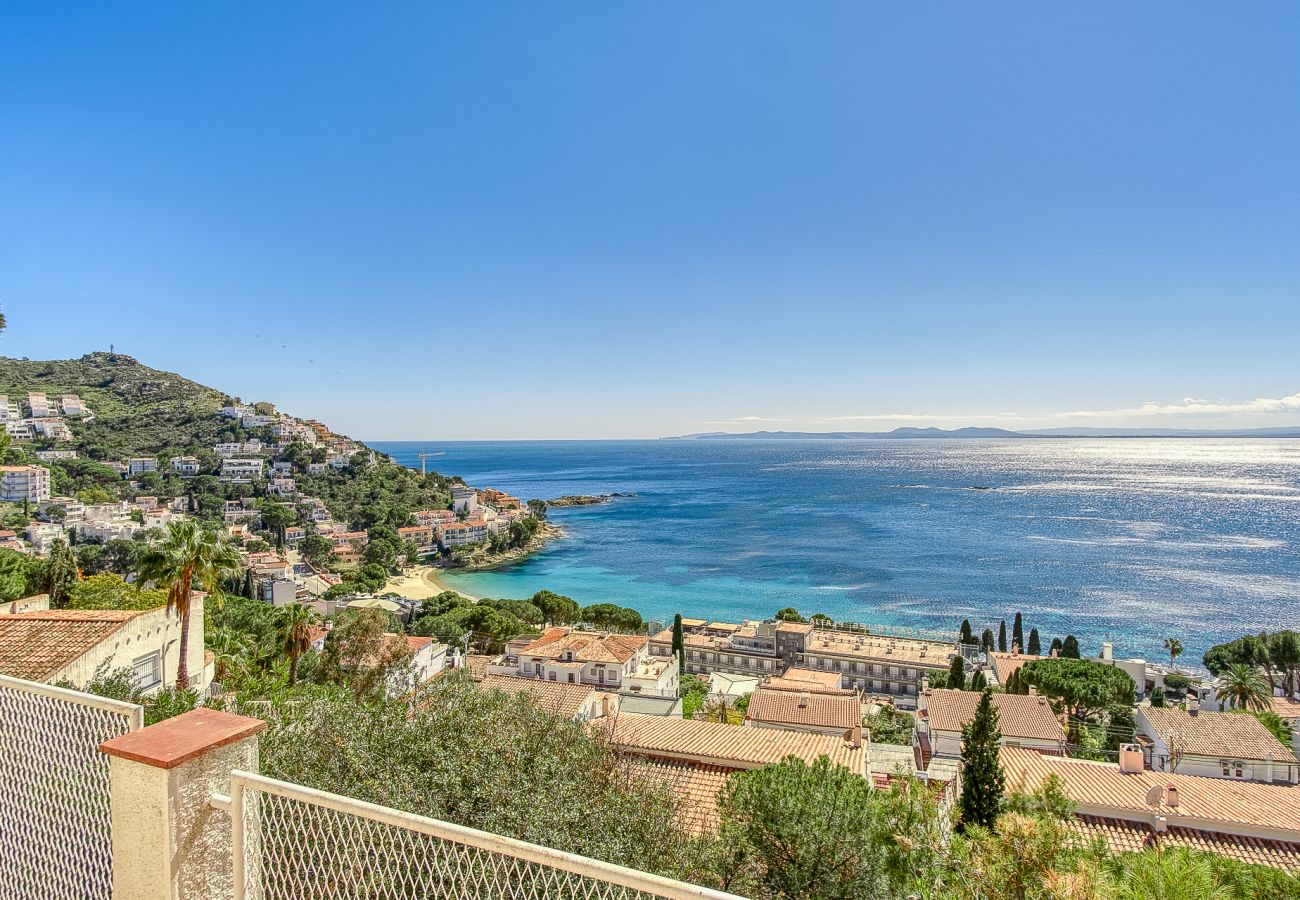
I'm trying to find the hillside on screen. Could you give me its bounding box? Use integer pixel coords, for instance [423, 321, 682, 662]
[0, 353, 233, 459]
[0, 353, 455, 532]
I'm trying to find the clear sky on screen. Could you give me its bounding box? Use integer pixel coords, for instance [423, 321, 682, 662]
[2, 3, 1298, 439]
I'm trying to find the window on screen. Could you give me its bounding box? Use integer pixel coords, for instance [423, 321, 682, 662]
[132, 652, 161, 691]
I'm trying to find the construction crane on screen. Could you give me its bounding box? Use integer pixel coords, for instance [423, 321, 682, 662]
[416, 451, 443, 475]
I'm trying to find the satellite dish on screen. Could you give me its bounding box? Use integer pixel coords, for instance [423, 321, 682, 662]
[1145, 784, 1164, 806]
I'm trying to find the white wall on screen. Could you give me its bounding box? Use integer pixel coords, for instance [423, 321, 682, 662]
[54, 596, 208, 695]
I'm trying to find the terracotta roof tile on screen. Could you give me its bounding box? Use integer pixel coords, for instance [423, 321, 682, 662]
[1140, 707, 1297, 763]
[519, 629, 647, 665]
[479, 674, 598, 720]
[1071, 815, 1300, 872]
[0, 609, 144, 681]
[1001, 746, 1300, 839]
[609, 712, 865, 773]
[923, 689, 1065, 744]
[747, 687, 861, 730]
[624, 757, 732, 835]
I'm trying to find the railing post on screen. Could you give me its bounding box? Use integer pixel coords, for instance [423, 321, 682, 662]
[99, 708, 266, 900]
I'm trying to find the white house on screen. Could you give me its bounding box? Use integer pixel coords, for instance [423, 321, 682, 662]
[127, 458, 159, 476]
[1137, 705, 1299, 784]
[220, 458, 264, 483]
[170, 456, 202, 476]
[479, 673, 616, 722]
[0, 594, 209, 694]
[917, 688, 1067, 760]
[451, 485, 480, 514]
[505, 627, 655, 694]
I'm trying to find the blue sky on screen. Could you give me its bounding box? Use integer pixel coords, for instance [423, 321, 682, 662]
[2, 3, 1298, 439]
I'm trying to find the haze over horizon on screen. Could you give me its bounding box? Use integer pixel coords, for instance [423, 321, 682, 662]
[3, 4, 1299, 440]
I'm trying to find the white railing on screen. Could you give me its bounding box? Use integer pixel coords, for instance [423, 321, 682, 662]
[215, 770, 747, 900]
[0, 674, 143, 900]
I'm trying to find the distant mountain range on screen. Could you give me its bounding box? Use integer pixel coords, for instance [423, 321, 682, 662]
[665, 426, 1300, 440]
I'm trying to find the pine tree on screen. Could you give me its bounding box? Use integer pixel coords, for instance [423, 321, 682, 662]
[1012, 612, 1024, 654]
[1061, 635, 1080, 659]
[948, 654, 966, 691]
[958, 687, 1005, 831]
[1027, 627, 1041, 656]
[998, 620, 1007, 653]
[960, 619, 975, 645]
[671, 613, 685, 677]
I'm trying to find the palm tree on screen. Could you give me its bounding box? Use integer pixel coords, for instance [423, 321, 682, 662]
[138, 520, 243, 690]
[1215, 663, 1272, 712]
[207, 626, 254, 687]
[1163, 637, 1184, 672]
[279, 603, 315, 686]
[696, 697, 741, 724]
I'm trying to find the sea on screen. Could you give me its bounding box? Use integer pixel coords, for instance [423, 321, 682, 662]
[369, 439, 1300, 668]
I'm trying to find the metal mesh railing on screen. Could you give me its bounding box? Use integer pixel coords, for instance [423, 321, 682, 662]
[0, 674, 144, 900]
[227, 770, 746, 900]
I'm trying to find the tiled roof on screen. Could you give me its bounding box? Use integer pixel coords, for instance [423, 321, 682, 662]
[989, 652, 1039, 683]
[0, 609, 143, 681]
[609, 712, 865, 773]
[623, 757, 732, 835]
[1271, 695, 1300, 721]
[747, 687, 861, 730]
[1071, 815, 1300, 872]
[519, 628, 647, 664]
[923, 689, 1065, 743]
[1001, 746, 1300, 838]
[479, 674, 597, 720]
[774, 621, 814, 634]
[1140, 707, 1297, 762]
[762, 667, 854, 694]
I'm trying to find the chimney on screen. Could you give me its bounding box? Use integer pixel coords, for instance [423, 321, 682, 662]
[1153, 815, 1168, 833]
[921, 676, 930, 694]
[1050, 648, 1059, 658]
[1164, 784, 1180, 807]
[848, 721, 863, 749]
[1118, 743, 1145, 774]
[1187, 696, 1199, 717]
[1028, 685, 1037, 697]
[799, 690, 810, 708]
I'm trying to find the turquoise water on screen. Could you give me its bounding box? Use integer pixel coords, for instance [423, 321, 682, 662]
[370, 439, 1300, 665]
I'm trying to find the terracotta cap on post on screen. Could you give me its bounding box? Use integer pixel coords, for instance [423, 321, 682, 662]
[100, 708, 268, 769]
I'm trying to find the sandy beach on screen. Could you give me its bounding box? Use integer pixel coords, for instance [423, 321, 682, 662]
[383, 566, 481, 601]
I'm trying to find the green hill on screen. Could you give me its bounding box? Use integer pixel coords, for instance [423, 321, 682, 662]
[0, 352, 233, 459]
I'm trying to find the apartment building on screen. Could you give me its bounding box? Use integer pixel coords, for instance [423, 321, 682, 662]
[60, 395, 86, 416]
[1, 465, 52, 502]
[438, 519, 488, 546]
[481, 488, 522, 510]
[267, 477, 297, 497]
[34, 449, 78, 462]
[413, 509, 456, 528]
[649, 617, 956, 710]
[397, 525, 435, 548]
[0, 395, 18, 421]
[29, 418, 72, 441]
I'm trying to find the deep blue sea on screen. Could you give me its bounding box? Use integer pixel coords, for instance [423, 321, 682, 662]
[369, 439, 1300, 667]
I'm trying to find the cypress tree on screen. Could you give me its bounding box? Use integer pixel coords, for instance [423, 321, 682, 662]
[1012, 612, 1024, 653]
[1061, 634, 1080, 659]
[671, 613, 685, 677]
[1027, 628, 1041, 656]
[969, 670, 987, 691]
[948, 654, 966, 691]
[981, 628, 994, 652]
[958, 687, 1006, 831]
[243, 569, 257, 600]
[959, 619, 975, 645]
[1049, 637, 1063, 656]
[998, 620, 1007, 653]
